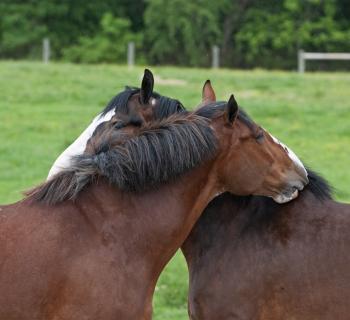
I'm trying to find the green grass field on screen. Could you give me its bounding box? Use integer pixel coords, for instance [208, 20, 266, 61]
[0, 61, 349, 319]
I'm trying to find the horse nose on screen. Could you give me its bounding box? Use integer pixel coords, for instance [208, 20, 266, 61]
[298, 169, 309, 186]
[286, 169, 309, 191]
[293, 164, 309, 186]
[292, 179, 307, 191]
[301, 174, 309, 186]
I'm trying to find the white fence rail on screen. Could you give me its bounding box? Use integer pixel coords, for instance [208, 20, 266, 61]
[298, 50, 350, 73]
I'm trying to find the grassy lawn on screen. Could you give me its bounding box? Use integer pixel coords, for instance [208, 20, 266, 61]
[0, 61, 349, 319]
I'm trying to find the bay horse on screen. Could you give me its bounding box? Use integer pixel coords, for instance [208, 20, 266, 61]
[0, 95, 308, 319]
[48, 68, 185, 178]
[182, 85, 350, 320]
[183, 171, 350, 320]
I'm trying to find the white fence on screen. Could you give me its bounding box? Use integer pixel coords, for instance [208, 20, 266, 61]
[298, 50, 350, 73]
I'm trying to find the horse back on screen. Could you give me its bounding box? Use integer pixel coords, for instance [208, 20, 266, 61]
[185, 193, 350, 320]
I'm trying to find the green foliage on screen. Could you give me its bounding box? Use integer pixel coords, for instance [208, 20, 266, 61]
[234, 0, 350, 69]
[0, 1, 47, 58]
[0, 0, 145, 60]
[62, 13, 142, 64]
[144, 0, 220, 66]
[0, 0, 350, 68]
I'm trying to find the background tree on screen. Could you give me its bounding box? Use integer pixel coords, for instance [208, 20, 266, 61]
[0, 0, 349, 69]
[0, 0, 145, 59]
[233, 0, 350, 69]
[144, 0, 220, 66]
[62, 13, 141, 64]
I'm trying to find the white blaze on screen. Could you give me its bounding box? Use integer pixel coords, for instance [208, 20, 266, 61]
[47, 109, 116, 179]
[269, 133, 308, 177]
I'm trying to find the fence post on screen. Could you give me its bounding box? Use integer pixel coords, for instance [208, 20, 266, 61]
[212, 45, 220, 68]
[43, 38, 50, 64]
[127, 42, 135, 68]
[298, 49, 305, 73]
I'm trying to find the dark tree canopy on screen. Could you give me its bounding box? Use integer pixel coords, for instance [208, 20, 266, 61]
[0, 0, 349, 69]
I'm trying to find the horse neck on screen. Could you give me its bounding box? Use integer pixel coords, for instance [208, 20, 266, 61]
[73, 160, 220, 282]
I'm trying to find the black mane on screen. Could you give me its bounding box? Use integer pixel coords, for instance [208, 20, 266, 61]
[101, 87, 139, 116]
[101, 87, 186, 119]
[305, 168, 333, 200]
[29, 114, 217, 204]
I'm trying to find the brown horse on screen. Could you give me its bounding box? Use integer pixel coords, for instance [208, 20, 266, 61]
[48, 68, 185, 178]
[0, 95, 307, 320]
[183, 171, 350, 320]
[182, 85, 350, 320]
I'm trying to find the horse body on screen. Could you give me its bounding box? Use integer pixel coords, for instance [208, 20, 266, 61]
[0, 164, 217, 319]
[183, 175, 350, 320]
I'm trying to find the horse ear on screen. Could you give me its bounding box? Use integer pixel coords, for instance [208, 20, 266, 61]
[140, 69, 154, 104]
[225, 95, 238, 124]
[202, 80, 216, 103]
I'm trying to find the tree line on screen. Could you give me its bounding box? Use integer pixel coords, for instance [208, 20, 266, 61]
[1, 0, 349, 69]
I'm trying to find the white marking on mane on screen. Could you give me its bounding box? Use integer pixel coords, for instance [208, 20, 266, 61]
[47, 109, 116, 179]
[269, 133, 308, 177]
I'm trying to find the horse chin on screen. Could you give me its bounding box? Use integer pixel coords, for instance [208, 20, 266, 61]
[272, 189, 299, 204]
